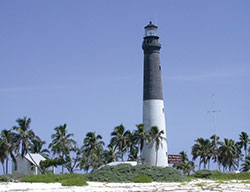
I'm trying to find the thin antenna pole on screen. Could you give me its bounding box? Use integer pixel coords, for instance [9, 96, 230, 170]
[208, 93, 221, 170]
[208, 93, 221, 135]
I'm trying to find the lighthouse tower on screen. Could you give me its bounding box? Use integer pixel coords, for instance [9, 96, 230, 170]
[141, 22, 168, 167]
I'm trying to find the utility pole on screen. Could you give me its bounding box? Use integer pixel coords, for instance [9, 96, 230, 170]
[208, 93, 221, 170]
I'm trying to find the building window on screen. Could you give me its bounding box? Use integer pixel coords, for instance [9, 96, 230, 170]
[162, 108, 164, 113]
[159, 66, 161, 70]
[14, 163, 17, 170]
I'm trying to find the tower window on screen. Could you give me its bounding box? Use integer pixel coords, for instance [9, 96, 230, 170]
[159, 66, 161, 70]
[162, 108, 164, 113]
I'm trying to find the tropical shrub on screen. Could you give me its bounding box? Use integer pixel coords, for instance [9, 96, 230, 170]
[0, 175, 23, 182]
[133, 174, 152, 183]
[193, 170, 214, 178]
[61, 178, 88, 186]
[86, 164, 188, 182]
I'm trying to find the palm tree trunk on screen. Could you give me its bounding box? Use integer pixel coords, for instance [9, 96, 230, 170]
[155, 149, 158, 166]
[2, 162, 5, 175]
[6, 158, 8, 175]
[216, 153, 220, 170]
[198, 157, 201, 170]
[121, 151, 124, 161]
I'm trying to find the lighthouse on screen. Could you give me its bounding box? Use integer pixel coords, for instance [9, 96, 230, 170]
[141, 22, 168, 167]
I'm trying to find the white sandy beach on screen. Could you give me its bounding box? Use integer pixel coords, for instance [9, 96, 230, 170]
[0, 179, 250, 192]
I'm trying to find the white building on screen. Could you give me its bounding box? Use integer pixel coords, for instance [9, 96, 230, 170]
[12, 153, 45, 175]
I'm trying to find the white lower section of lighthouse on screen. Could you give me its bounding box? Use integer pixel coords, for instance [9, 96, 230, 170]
[142, 99, 168, 167]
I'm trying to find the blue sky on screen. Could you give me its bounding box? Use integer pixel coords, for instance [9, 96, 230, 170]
[0, 0, 249, 171]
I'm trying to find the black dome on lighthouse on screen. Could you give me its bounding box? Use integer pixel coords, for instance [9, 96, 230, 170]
[144, 21, 158, 29]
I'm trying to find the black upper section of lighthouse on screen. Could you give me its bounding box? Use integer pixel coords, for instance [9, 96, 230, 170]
[143, 21, 163, 101]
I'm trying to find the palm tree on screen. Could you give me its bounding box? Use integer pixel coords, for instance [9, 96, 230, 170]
[0, 138, 7, 174]
[218, 138, 241, 172]
[133, 124, 151, 159]
[29, 136, 50, 158]
[179, 161, 195, 176]
[12, 117, 43, 173]
[82, 132, 105, 171]
[110, 124, 128, 161]
[210, 134, 220, 170]
[128, 146, 139, 161]
[126, 129, 140, 162]
[64, 146, 81, 173]
[78, 155, 90, 173]
[238, 132, 250, 157]
[174, 151, 194, 175]
[49, 124, 76, 173]
[191, 137, 212, 170]
[103, 144, 119, 163]
[0, 129, 17, 174]
[83, 132, 104, 154]
[12, 117, 35, 157]
[123, 130, 137, 161]
[179, 151, 189, 162]
[240, 155, 250, 172]
[148, 126, 165, 166]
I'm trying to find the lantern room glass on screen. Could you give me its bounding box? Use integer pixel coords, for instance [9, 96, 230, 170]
[144, 27, 158, 37]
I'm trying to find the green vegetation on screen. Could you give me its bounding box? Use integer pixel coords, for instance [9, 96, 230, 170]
[195, 183, 207, 187]
[241, 180, 250, 184]
[0, 174, 23, 182]
[1, 116, 250, 176]
[86, 164, 188, 182]
[212, 171, 250, 180]
[191, 170, 250, 180]
[193, 170, 214, 179]
[1, 117, 171, 174]
[173, 151, 194, 176]
[21, 174, 63, 183]
[133, 174, 152, 183]
[190, 132, 250, 173]
[61, 177, 88, 186]
[21, 173, 87, 186]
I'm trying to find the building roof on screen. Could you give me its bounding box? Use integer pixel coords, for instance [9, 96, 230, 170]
[98, 161, 137, 169]
[24, 153, 46, 166]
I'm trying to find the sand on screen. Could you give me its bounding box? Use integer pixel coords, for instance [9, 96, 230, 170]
[0, 179, 250, 192]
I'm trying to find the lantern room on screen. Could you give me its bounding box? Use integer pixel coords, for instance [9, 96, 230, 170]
[144, 21, 158, 37]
